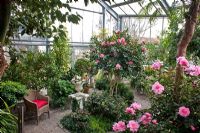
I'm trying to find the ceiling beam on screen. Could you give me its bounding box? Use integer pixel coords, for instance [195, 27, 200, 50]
[98, 0, 119, 20]
[157, 0, 169, 16]
[119, 14, 167, 18]
[111, 0, 141, 8]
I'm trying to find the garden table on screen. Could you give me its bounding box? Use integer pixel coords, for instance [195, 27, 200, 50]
[68, 92, 89, 109]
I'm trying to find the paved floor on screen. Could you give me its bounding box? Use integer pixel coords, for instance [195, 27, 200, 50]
[24, 109, 70, 133]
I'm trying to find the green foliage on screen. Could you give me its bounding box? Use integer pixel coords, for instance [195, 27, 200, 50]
[7, 0, 90, 41]
[71, 99, 79, 112]
[60, 110, 90, 133]
[61, 110, 112, 133]
[51, 34, 71, 72]
[51, 80, 75, 108]
[88, 115, 112, 132]
[61, 68, 77, 81]
[0, 98, 18, 133]
[117, 83, 134, 104]
[95, 78, 109, 91]
[2, 50, 59, 90]
[74, 58, 91, 77]
[3, 34, 71, 90]
[0, 81, 26, 108]
[85, 92, 127, 121]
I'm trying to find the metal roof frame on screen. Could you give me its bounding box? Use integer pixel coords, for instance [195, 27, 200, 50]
[99, 0, 170, 17]
[111, 0, 142, 8]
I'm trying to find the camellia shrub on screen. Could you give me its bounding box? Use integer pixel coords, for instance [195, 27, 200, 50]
[112, 57, 200, 132]
[85, 92, 128, 122]
[90, 30, 144, 95]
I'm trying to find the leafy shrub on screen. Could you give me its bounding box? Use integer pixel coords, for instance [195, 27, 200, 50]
[0, 81, 27, 108]
[61, 110, 112, 133]
[60, 110, 90, 133]
[51, 80, 75, 108]
[89, 115, 112, 132]
[74, 58, 91, 77]
[85, 92, 127, 121]
[95, 78, 109, 91]
[61, 68, 77, 81]
[0, 98, 18, 133]
[117, 83, 134, 104]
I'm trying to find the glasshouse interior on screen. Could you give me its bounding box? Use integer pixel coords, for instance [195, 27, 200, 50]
[0, 0, 200, 133]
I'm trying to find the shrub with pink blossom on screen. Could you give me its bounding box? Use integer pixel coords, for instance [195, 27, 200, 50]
[113, 56, 200, 132]
[90, 30, 144, 95]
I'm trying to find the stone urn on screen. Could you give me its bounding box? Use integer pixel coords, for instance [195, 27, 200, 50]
[75, 81, 83, 92]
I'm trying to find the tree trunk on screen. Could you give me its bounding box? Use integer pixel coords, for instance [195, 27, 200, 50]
[0, 0, 11, 78]
[174, 0, 200, 102]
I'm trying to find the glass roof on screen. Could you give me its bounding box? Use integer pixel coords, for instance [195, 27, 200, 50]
[106, 0, 170, 16]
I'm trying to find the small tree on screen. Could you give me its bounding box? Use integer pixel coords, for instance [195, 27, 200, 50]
[90, 30, 144, 95]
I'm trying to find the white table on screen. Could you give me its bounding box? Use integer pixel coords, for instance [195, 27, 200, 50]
[68, 92, 89, 109]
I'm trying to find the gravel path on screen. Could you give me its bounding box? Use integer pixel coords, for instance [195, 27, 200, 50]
[24, 109, 71, 133]
[133, 90, 151, 109]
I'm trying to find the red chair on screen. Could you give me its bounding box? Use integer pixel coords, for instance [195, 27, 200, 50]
[24, 90, 50, 124]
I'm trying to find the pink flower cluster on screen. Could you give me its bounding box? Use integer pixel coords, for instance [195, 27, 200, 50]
[101, 41, 116, 46]
[117, 37, 127, 45]
[152, 81, 165, 94]
[113, 112, 158, 132]
[177, 56, 200, 76]
[185, 65, 200, 76]
[125, 102, 141, 115]
[151, 60, 163, 70]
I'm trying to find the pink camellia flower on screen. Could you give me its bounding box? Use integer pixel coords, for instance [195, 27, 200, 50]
[112, 121, 126, 132]
[190, 125, 196, 131]
[128, 61, 134, 65]
[151, 60, 163, 70]
[177, 56, 189, 68]
[152, 81, 164, 94]
[99, 54, 105, 58]
[117, 37, 127, 45]
[152, 119, 158, 125]
[127, 120, 140, 132]
[95, 60, 100, 64]
[178, 106, 190, 117]
[115, 64, 121, 70]
[139, 112, 152, 125]
[130, 102, 141, 110]
[125, 107, 135, 115]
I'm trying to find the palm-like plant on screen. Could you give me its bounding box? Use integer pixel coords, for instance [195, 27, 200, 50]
[0, 97, 18, 133]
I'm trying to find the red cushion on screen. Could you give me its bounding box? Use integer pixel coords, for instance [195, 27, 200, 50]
[33, 100, 48, 109]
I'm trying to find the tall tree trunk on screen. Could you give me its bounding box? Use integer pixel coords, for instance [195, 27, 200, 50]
[174, 0, 200, 102]
[0, 0, 11, 78]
